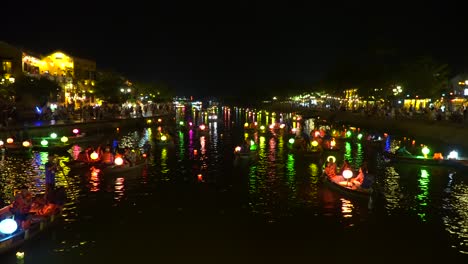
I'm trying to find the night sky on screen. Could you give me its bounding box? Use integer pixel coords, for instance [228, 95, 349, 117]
[3, 2, 466, 98]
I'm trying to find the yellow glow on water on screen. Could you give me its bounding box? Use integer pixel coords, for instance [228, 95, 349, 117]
[309, 163, 319, 177]
[341, 198, 355, 218]
[114, 177, 125, 202]
[160, 148, 168, 174]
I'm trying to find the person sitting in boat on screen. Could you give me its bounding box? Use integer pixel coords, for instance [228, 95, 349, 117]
[324, 157, 337, 178]
[353, 162, 373, 189]
[293, 136, 307, 151]
[10, 187, 33, 229]
[340, 159, 351, 174]
[123, 147, 137, 166]
[395, 146, 412, 156]
[241, 139, 250, 154]
[76, 146, 93, 163]
[142, 141, 152, 156]
[101, 145, 114, 165]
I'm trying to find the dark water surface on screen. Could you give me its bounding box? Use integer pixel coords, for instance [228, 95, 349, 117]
[1, 107, 467, 263]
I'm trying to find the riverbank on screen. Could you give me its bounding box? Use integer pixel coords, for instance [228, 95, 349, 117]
[0, 114, 173, 142]
[302, 109, 468, 149]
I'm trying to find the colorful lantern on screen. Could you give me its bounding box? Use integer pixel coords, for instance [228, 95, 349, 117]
[0, 218, 18, 234]
[114, 156, 124, 166]
[447, 151, 459, 160]
[90, 151, 99, 160]
[234, 146, 241, 153]
[326, 155, 336, 163]
[422, 146, 430, 158]
[41, 139, 48, 146]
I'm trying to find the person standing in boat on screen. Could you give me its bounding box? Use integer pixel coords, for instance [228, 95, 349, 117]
[101, 144, 115, 165]
[324, 157, 337, 178]
[45, 155, 57, 202]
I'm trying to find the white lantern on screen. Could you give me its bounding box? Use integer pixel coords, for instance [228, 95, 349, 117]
[343, 169, 353, 180]
[0, 218, 18, 234]
[114, 156, 124, 166]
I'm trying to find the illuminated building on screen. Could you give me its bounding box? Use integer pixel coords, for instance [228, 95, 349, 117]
[0, 41, 97, 108]
[0, 41, 22, 83]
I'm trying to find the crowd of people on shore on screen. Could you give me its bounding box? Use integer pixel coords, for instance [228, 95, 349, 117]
[0, 101, 175, 129]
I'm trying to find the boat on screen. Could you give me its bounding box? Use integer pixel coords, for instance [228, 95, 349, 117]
[32, 142, 72, 154]
[0, 200, 64, 255]
[99, 159, 147, 177]
[322, 172, 373, 200]
[292, 149, 323, 160]
[382, 151, 468, 170]
[3, 141, 32, 155]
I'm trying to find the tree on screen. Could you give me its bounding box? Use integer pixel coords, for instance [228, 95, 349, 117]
[398, 56, 450, 98]
[133, 81, 175, 102]
[94, 71, 126, 103]
[12, 75, 61, 107]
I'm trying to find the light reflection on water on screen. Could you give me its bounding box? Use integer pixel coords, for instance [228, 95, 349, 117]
[0, 109, 468, 262]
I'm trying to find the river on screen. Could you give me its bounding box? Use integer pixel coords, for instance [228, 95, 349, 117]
[0, 106, 467, 263]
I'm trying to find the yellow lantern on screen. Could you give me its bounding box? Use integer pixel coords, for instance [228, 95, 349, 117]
[311, 140, 319, 147]
[90, 151, 99, 160]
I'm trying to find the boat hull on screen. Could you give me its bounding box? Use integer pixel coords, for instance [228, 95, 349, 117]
[322, 173, 372, 200]
[0, 206, 63, 255]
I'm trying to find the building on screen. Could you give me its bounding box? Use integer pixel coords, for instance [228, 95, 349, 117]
[1, 41, 98, 108]
[0, 41, 22, 83]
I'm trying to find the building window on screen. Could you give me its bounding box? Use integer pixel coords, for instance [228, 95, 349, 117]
[2, 61, 12, 73]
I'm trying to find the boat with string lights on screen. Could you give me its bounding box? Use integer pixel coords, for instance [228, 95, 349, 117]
[99, 154, 148, 177]
[382, 147, 468, 170]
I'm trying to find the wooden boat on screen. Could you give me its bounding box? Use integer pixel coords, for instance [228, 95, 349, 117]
[63, 159, 98, 171]
[322, 172, 373, 200]
[383, 151, 468, 169]
[32, 142, 72, 153]
[0, 203, 63, 255]
[3, 142, 32, 155]
[235, 149, 258, 161]
[100, 159, 147, 177]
